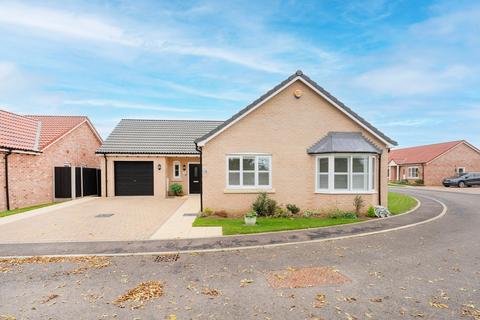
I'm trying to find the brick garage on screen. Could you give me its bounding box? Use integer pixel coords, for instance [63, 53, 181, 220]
[389, 140, 480, 186]
[1, 111, 102, 211]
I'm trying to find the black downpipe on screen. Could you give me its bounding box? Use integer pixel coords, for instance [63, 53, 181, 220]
[195, 143, 203, 212]
[4, 150, 12, 211]
[103, 153, 108, 197]
[378, 153, 382, 206]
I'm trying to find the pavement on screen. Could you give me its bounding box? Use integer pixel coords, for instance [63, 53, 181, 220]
[150, 195, 222, 240]
[0, 196, 186, 243]
[406, 185, 480, 194]
[0, 191, 441, 257]
[0, 188, 479, 319]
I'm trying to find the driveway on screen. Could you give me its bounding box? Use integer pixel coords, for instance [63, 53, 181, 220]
[0, 196, 187, 243]
[0, 189, 479, 319]
[406, 185, 480, 194]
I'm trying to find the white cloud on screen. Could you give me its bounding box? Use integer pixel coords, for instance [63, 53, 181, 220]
[64, 99, 193, 112]
[157, 80, 250, 101]
[353, 64, 472, 95]
[0, 2, 287, 73]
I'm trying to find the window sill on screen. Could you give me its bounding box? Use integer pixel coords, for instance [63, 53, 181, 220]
[315, 190, 376, 195]
[224, 188, 275, 194]
[171, 178, 182, 181]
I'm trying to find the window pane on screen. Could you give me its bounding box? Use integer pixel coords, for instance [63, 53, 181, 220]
[352, 174, 367, 190]
[318, 158, 328, 173]
[335, 157, 348, 173]
[258, 157, 270, 171]
[352, 157, 366, 173]
[229, 158, 240, 170]
[228, 172, 240, 185]
[243, 172, 255, 185]
[334, 174, 348, 189]
[243, 157, 255, 170]
[318, 174, 328, 189]
[258, 172, 269, 186]
[371, 158, 375, 189]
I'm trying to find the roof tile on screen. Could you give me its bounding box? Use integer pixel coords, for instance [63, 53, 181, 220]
[389, 141, 464, 164]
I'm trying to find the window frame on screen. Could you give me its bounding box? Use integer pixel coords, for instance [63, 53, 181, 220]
[315, 154, 377, 194]
[456, 167, 465, 175]
[407, 166, 419, 179]
[173, 161, 181, 179]
[226, 154, 272, 189]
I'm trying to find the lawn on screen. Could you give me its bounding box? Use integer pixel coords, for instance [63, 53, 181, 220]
[193, 216, 360, 235]
[388, 192, 418, 215]
[0, 202, 59, 218]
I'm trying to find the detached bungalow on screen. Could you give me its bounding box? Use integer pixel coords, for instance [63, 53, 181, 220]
[98, 71, 397, 215]
[388, 140, 480, 186]
[0, 110, 103, 211]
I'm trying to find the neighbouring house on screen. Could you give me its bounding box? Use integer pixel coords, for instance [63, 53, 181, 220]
[0, 110, 103, 211]
[388, 140, 480, 186]
[97, 70, 397, 215]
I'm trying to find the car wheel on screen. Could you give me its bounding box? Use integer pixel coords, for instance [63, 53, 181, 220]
[458, 181, 466, 188]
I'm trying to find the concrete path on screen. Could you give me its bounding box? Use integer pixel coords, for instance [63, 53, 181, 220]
[0, 190, 443, 256]
[0, 196, 186, 243]
[0, 188, 477, 320]
[149, 195, 222, 239]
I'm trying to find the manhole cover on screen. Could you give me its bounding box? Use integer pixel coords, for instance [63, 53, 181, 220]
[265, 266, 351, 289]
[183, 213, 197, 217]
[95, 213, 114, 218]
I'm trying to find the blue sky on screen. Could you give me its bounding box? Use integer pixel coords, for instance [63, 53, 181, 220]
[0, 0, 479, 147]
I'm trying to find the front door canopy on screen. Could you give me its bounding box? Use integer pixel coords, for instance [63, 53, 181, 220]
[307, 132, 382, 154]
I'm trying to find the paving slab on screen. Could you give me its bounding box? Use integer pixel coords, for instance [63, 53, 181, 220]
[0, 190, 444, 257]
[0, 196, 186, 243]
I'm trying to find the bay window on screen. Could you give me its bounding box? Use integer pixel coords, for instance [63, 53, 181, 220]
[316, 154, 376, 193]
[227, 155, 271, 188]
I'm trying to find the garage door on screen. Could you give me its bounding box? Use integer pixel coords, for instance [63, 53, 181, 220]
[114, 161, 154, 196]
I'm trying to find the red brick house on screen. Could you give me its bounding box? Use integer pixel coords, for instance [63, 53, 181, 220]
[388, 140, 480, 186]
[0, 110, 102, 211]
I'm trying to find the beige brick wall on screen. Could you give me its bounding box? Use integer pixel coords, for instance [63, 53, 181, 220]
[1, 122, 101, 211]
[424, 143, 480, 185]
[201, 80, 389, 216]
[100, 155, 200, 197]
[166, 157, 200, 195]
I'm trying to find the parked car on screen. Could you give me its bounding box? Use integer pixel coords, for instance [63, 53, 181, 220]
[442, 172, 480, 187]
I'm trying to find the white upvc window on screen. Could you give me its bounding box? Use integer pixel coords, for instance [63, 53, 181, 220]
[173, 161, 181, 179]
[227, 155, 271, 188]
[315, 154, 376, 193]
[407, 166, 419, 178]
[456, 167, 465, 175]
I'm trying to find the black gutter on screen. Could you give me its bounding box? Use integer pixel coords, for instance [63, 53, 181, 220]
[378, 153, 382, 206]
[103, 153, 108, 197]
[4, 149, 12, 211]
[194, 142, 203, 212]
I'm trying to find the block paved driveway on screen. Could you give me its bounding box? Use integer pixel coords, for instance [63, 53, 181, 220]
[0, 197, 187, 243]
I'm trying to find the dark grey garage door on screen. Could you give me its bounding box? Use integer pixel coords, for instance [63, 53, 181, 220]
[114, 161, 154, 196]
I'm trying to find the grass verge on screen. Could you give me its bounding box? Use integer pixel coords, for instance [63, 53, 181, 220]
[388, 192, 417, 215]
[193, 216, 360, 235]
[0, 202, 59, 218]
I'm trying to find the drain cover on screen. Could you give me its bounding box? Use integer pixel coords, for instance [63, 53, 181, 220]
[95, 213, 114, 218]
[183, 213, 197, 217]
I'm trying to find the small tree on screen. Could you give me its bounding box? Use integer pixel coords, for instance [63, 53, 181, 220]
[353, 195, 365, 214]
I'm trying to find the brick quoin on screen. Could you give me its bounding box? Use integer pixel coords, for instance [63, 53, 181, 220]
[1, 122, 101, 211]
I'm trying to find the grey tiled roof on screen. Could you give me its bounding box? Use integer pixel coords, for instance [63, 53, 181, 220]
[196, 70, 397, 146]
[96, 119, 223, 154]
[307, 132, 383, 154]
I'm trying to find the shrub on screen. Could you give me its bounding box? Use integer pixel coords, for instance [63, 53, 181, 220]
[415, 179, 424, 185]
[397, 179, 408, 185]
[329, 209, 357, 219]
[203, 207, 213, 216]
[274, 207, 290, 217]
[170, 183, 183, 196]
[286, 203, 300, 215]
[252, 192, 277, 216]
[214, 210, 228, 218]
[245, 210, 257, 218]
[353, 195, 365, 214]
[367, 206, 376, 218]
[303, 209, 320, 217]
